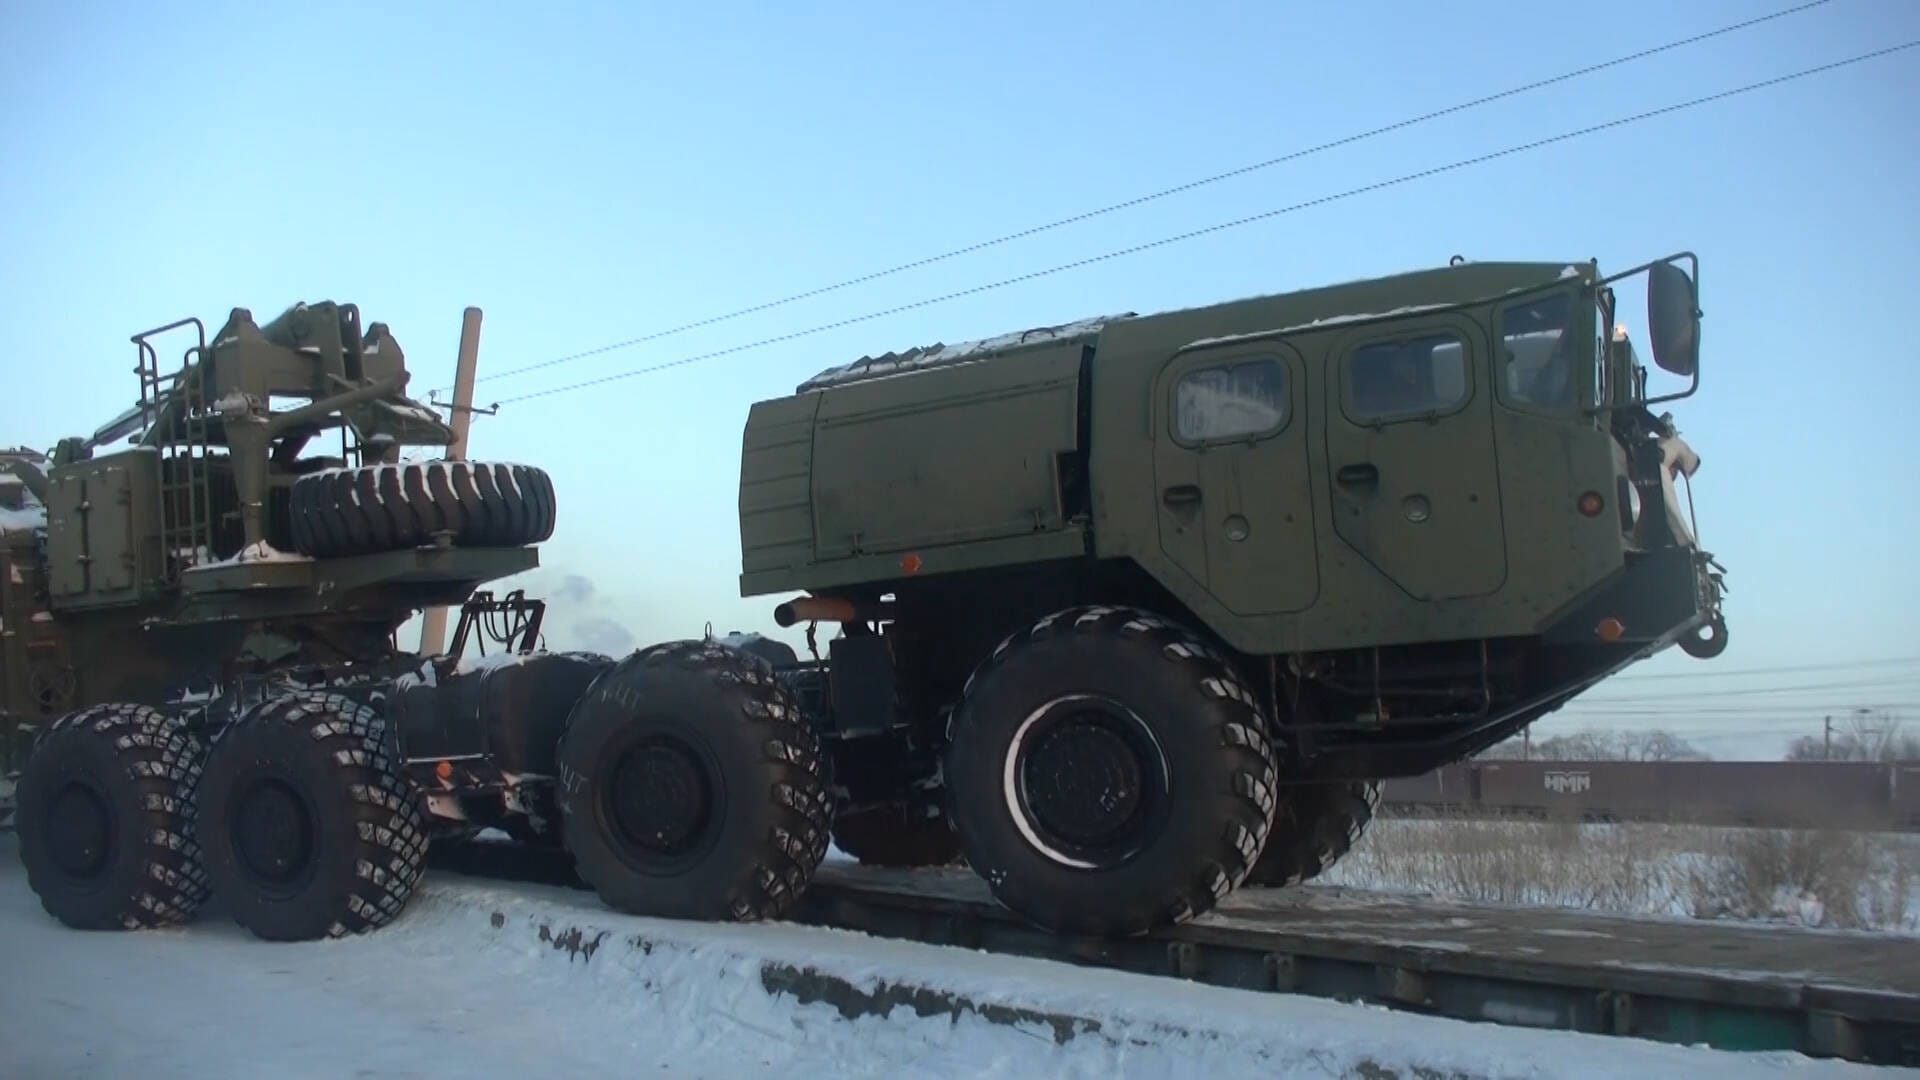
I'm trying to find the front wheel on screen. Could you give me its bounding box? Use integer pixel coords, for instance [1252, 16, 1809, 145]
[943, 606, 1280, 937]
[555, 641, 831, 921]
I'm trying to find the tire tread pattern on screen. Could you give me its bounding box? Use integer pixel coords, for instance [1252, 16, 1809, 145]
[1244, 780, 1380, 888]
[22, 703, 211, 929]
[559, 641, 831, 922]
[211, 692, 428, 938]
[287, 461, 556, 557]
[949, 605, 1279, 936]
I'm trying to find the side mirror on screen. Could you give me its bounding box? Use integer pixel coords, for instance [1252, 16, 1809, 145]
[1647, 260, 1700, 377]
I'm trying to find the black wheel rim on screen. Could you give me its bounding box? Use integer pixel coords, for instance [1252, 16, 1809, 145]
[598, 733, 720, 869]
[230, 776, 318, 894]
[1007, 694, 1171, 870]
[45, 780, 114, 880]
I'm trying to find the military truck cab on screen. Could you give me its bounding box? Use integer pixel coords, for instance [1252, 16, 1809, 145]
[739, 253, 1724, 935]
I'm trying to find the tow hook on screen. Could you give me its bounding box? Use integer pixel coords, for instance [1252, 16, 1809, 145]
[1679, 615, 1728, 659]
[1680, 551, 1729, 659]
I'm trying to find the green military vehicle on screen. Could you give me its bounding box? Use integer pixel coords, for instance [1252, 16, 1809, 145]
[2, 302, 832, 940]
[6, 253, 1723, 946]
[737, 252, 1726, 936]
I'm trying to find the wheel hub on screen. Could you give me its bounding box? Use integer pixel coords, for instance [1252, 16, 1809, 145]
[608, 739, 712, 855]
[47, 782, 112, 879]
[1021, 719, 1145, 844]
[234, 779, 315, 887]
[1008, 696, 1170, 869]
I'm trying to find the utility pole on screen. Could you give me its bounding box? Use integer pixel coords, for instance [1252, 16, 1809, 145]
[1825, 714, 1833, 760]
[417, 306, 484, 657]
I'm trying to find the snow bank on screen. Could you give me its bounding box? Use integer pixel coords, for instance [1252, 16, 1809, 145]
[0, 838, 1879, 1078]
[1321, 819, 1920, 935]
[368, 875, 1864, 1079]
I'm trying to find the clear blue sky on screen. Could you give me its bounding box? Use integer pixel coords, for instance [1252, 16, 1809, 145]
[3, 0, 1915, 758]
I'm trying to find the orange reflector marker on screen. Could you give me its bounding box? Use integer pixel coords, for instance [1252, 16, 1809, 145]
[1596, 617, 1625, 642]
[435, 761, 454, 781]
[901, 553, 923, 575]
[1578, 491, 1605, 517]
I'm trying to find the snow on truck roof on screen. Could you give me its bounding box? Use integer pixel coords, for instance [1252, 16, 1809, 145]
[797, 314, 1125, 392]
[795, 260, 1588, 393]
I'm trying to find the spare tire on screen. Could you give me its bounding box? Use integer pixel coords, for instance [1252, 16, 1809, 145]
[287, 460, 556, 558]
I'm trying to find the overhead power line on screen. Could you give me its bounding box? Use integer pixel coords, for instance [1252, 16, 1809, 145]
[1606, 656, 1920, 682]
[497, 40, 1917, 406]
[1579, 675, 1920, 705]
[455, 0, 1838, 395]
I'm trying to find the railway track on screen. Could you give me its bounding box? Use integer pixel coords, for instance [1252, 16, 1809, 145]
[425, 841, 1920, 1068]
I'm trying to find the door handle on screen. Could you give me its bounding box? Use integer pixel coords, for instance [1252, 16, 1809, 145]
[1162, 484, 1202, 507]
[1336, 463, 1379, 488]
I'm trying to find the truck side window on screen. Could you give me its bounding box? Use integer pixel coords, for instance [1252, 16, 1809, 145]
[1497, 292, 1576, 410]
[1174, 359, 1287, 443]
[1346, 334, 1468, 422]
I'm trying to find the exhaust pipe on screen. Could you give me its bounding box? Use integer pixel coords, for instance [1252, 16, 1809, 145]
[773, 595, 892, 628]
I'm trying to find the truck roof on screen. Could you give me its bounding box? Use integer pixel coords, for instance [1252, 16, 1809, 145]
[794, 259, 1586, 393]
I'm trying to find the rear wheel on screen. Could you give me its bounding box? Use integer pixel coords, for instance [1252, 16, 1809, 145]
[198, 692, 428, 941]
[942, 606, 1279, 937]
[556, 641, 830, 921]
[1243, 780, 1378, 887]
[14, 704, 211, 930]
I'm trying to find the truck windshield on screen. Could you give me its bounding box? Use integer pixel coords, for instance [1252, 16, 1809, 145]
[1498, 292, 1577, 410]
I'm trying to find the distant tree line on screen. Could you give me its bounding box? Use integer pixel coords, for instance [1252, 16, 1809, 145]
[1783, 712, 1920, 763]
[1475, 729, 1711, 762]
[1474, 712, 1918, 764]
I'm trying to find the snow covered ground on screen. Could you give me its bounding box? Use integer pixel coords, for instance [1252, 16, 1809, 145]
[1318, 819, 1920, 934]
[0, 835, 1891, 1080]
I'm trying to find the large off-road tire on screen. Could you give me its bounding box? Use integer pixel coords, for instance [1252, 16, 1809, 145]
[555, 641, 831, 921]
[286, 460, 556, 558]
[14, 704, 212, 930]
[943, 605, 1280, 937]
[831, 802, 963, 868]
[1242, 780, 1379, 888]
[198, 692, 428, 941]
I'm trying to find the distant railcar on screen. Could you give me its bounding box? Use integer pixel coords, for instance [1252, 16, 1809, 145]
[1381, 760, 1909, 831]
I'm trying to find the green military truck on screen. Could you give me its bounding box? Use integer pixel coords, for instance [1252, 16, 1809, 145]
[1, 302, 832, 940]
[737, 252, 1726, 935]
[5, 253, 1723, 945]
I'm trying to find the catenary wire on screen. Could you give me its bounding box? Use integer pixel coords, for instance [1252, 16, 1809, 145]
[495, 41, 1918, 407]
[448, 0, 1839, 394]
[1606, 656, 1920, 682]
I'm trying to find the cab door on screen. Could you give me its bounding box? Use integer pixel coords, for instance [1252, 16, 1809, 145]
[1323, 314, 1507, 600]
[1152, 340, 1318, 615]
